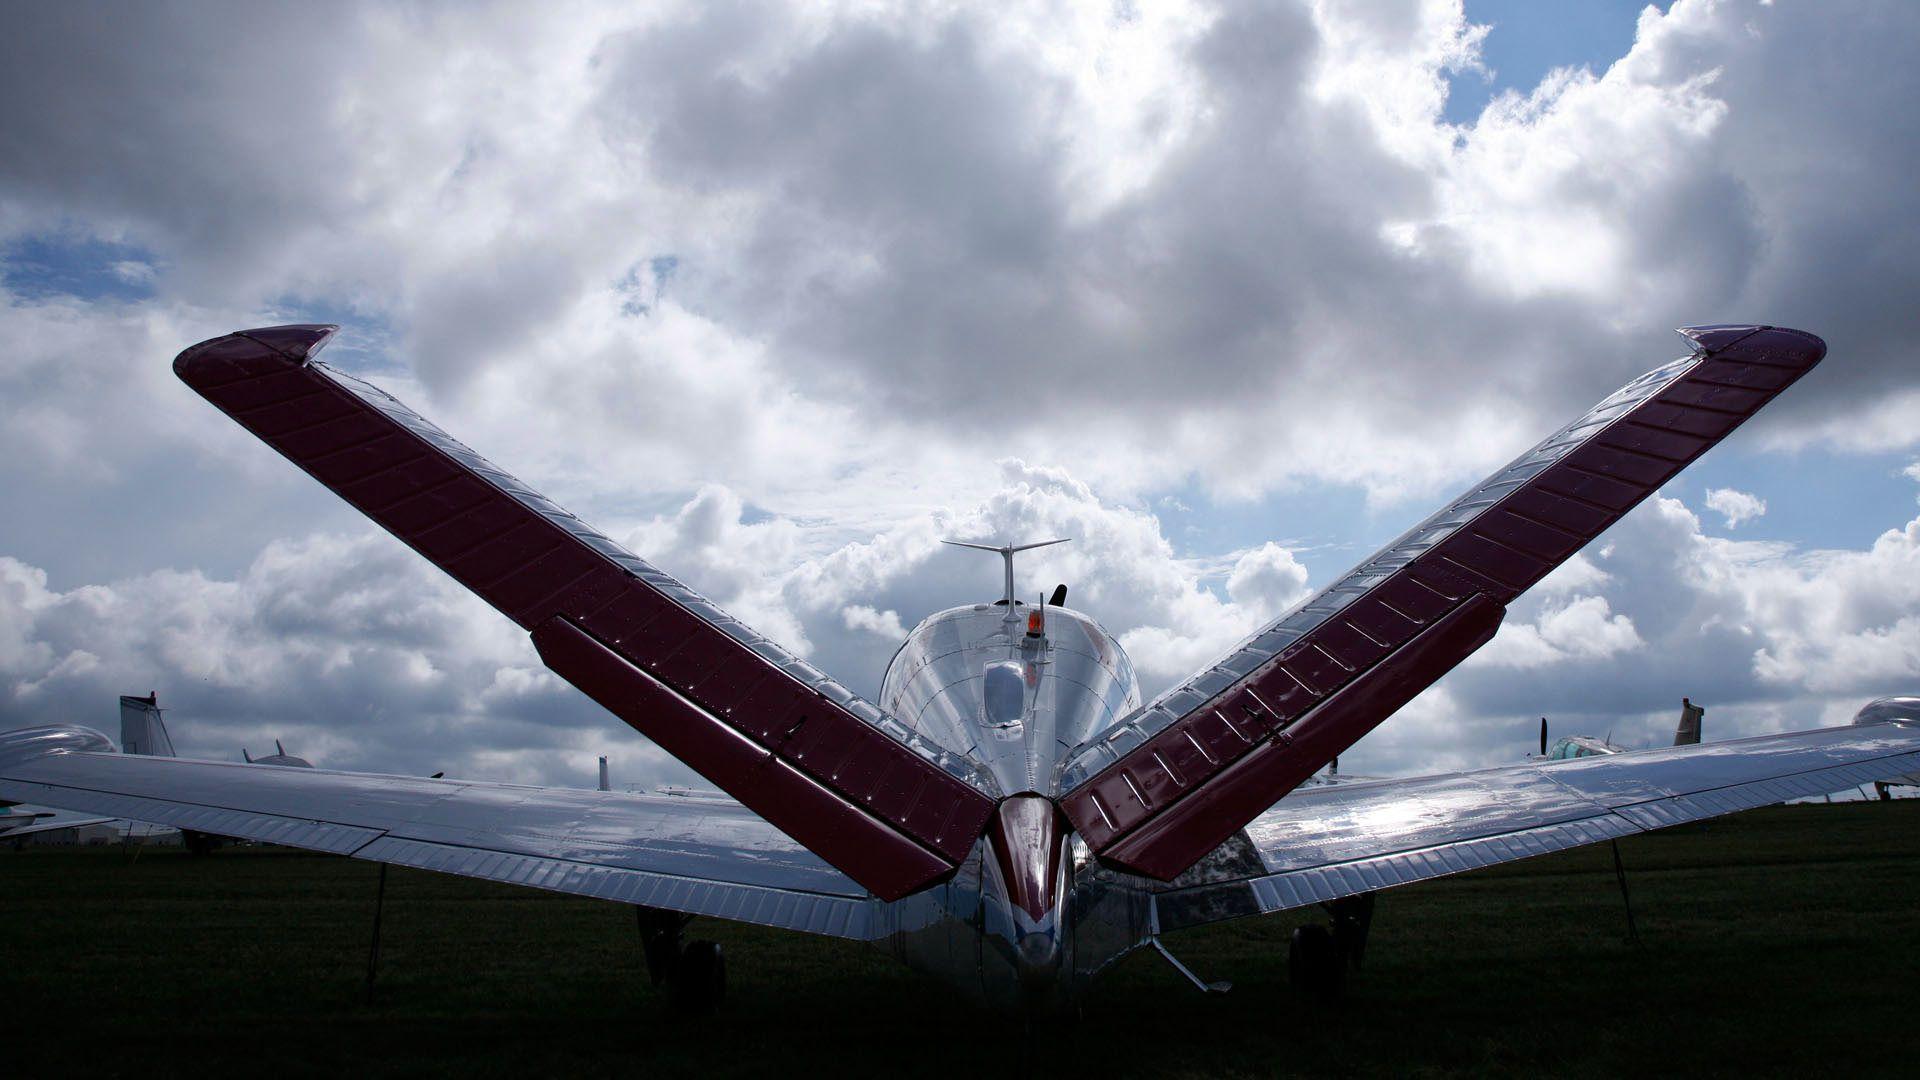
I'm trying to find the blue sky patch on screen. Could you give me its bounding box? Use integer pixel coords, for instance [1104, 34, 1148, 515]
[1447, 1, 1669, 127]
[1, 232, 159, 302]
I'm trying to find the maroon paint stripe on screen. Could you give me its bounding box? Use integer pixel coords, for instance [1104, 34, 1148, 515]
[330, 448, 434, 491]
[1633, 400, 1742, 439]
[224, 386, 336, 421]
[1541, 464, 1648, 510]
[1088, 597, 1505, 880]
[1065, 328, 1825, 879]
[530, 616, 954, 901]
[175, 326, 994, 890]
[1656, 380, 1767, 414]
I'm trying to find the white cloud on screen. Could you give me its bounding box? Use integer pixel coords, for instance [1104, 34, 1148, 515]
[109, 260, 154, 284]
[1472, 595, 1644, 670]
[1705, 487, 1767, 528]
[0, 531, 703, 788]
[1421, 494, 1920, 769]
[0, 464, 1327, 785]
[1533, 553, 1611, 595]
[4, 0, 1919, 786]
[1225, 542, 1312, 621]
[842, 605, 908, 641]
[7, 0, 1912, 530]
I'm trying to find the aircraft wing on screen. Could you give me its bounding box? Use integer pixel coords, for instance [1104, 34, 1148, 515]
[0, 805, 115, 838]
[0, 725, 884, 939]
[173, 326, 997, 901]
[1057, 325, 1826, 880]
[1154, 718, 1920, 931]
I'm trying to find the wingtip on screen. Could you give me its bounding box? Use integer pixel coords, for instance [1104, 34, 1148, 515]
[1677, 324, 1827, 367]
[173, 324, 341, 383]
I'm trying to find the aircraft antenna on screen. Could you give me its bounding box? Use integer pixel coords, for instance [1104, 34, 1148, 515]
[940, 538, 1070, 617]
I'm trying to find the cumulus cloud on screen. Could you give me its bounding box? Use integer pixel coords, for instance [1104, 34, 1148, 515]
[1420, 493, 1920, 768]
[1471, 595, 1645, 670]
[1705, 487, 1767, 528]
[7, 0, 1916, 524]
[0, 534, 669, 787]
[0, 463, 1321, 784]
[1225, 542, 1313, 620]
[3, 0, 1918, 786]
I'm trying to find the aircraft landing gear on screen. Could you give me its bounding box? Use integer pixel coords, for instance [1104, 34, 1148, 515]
[181, 829, 221, 856]
[1289, 925, 1344, 999]
[1289, 893, 1375, 1001]
[1328, 892, 1374, 969]
[636, 906, 727, 1014]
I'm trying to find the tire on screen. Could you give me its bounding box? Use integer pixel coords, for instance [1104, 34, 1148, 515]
[670, 939, 727, 1014]
[1288, 924, 1344, 1000]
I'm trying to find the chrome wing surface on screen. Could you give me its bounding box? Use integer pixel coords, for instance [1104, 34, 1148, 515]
[1057, 325, 1826, 880]
[0, 725, 883, 939]
[173, 326, 996, 901]
[1153, 719, 1920, 931]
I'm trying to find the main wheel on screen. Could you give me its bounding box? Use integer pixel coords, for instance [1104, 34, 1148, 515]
[1288, 924, 1345, 1000]
[670, 939, 727, 1014]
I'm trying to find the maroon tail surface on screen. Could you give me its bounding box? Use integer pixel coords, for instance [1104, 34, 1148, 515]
[174, 325, 994, 901]
[1059, 326, 1826, 880]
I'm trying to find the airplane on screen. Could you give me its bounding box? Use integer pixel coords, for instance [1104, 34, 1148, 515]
[5, 322, 1920, 1012]
[1538, 697, 1705, 761]
[0, 802, 115, 845]
[0, 694, 176, 845]
[1858, 696, 1920, 799]
[124, 691, 313, 770]
[242, 741, 314, 769]
[120, 692, 316, 852]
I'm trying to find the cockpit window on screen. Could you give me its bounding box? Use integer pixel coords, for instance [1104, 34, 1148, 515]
[983, 662, 1026, 727]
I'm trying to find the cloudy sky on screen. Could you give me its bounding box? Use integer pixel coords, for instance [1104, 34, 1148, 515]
[3, 0, 1916, 793]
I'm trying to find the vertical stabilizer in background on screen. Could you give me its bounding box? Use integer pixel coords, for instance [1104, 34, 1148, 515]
[119, 693, 175, 757]
[1675, 698, 1705, 747]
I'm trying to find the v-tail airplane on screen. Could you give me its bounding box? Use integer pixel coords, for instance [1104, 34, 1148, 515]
[5, 322, 1920, 1010]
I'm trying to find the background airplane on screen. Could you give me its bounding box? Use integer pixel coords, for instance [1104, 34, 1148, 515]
[6, 322, 1920, 1012]
[242, 741, 314, 769]
[0, 694, 174, 845]
[120, 692, 319, 852]
[1540, 697, 1705, 761]
[1859, 696, 1920, 799]
[0, 802, 115, 844]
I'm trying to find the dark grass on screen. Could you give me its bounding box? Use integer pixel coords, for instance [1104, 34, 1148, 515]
[6, 801, 1920, 1077]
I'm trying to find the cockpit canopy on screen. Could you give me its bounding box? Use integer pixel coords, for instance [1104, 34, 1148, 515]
[1545, 735, 1619, 761]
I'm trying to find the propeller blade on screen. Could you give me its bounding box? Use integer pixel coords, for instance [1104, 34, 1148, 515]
[1539, 717, 1548, 757]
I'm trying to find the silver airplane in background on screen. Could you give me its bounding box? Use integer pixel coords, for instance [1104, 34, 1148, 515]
[6, 323, 1920, 1012]
[1538, 697, 1705, 761]
[242, 741, 314, 768]
[0, 802, 114, 844]
[119, 691, 316, 853]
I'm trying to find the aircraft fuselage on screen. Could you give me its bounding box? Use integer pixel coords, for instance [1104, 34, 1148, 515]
[872, 600, 1161, 1004]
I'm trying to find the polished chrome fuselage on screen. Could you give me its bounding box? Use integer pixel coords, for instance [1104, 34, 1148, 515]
[868, 601, 1159, 1005]
[879, 601, 1142, 797]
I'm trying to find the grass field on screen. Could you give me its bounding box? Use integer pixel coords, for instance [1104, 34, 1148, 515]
[5, 800, 1920, 1077]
